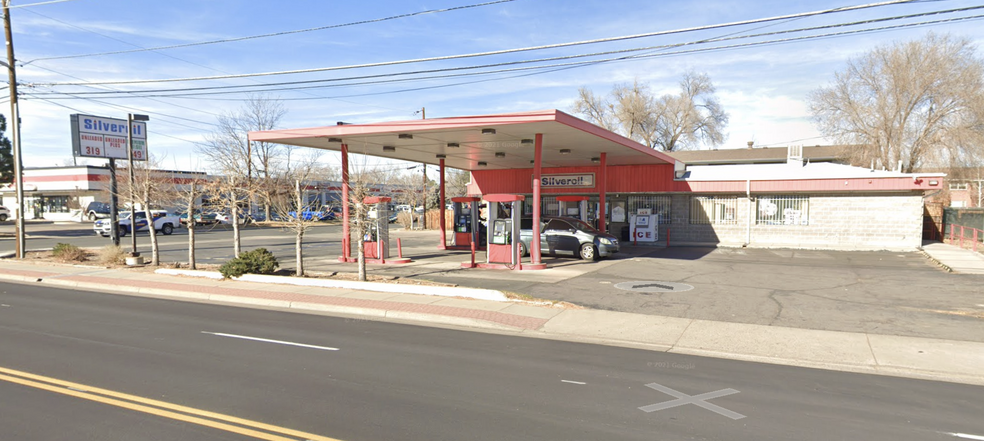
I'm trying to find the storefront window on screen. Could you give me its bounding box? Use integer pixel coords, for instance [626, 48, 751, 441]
[690, 196, 738, 225]
[45, 196, 73, 213]
[628, 195, 671, 223]
[756, 196, 810, 225]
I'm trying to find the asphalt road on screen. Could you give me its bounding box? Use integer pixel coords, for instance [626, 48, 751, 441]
[0, 281, 981, 441]
[2, 221, 344, 267]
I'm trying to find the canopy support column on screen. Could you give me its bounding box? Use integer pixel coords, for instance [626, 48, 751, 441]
[532, 133, 543, 265]
[439, 159, 446, 249]
[599, 152, 607, 233]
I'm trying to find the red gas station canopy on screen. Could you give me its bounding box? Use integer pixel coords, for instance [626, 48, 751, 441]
[483, 194, 525, 203]
[556, 195, 589, 202]
[248, 109, 675, 170]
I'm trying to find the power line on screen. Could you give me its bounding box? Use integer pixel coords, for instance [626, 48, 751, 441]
[6, 0, 79, 9]
[19, 8, 416, 115]
[23, 63, 225, 123]
[28, 7, 984, 101]
[31, 0, 925, 87]
[25, 0, 520, 63]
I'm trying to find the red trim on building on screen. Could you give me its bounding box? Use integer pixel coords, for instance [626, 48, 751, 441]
[469, 164, 936, 194]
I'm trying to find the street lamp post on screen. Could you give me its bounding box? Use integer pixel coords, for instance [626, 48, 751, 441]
[127, 113, 149, 257]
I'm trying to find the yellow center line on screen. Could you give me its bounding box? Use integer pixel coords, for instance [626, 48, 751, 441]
[0, 366, 343, 441]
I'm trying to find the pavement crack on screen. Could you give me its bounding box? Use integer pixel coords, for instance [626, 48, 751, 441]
[865, 333, 880, 369]
[668, 318, 696, 352]
[767, 290, 785, 325]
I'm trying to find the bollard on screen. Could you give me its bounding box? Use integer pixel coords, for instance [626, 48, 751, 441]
[380, 239, 385, 264]
[515, 242, 522, 271]
[397, 238, 403, 258]
[470, 240, 476, 267]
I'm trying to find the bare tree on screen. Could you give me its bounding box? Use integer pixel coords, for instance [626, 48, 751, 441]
[810, 33, 984, 173]
[653, 72, 729, 152]
[445, 169, 471, 199]
[272, 151, 323, 276]
[572, 72, 728, 151]
[572, 87, 617, 132]
[196, 95, 288, 250]
[174, 172, 210, 270]
[389, 168, 425, 230]
[127, 157, 177, 266]
[341, 151, 392, 281]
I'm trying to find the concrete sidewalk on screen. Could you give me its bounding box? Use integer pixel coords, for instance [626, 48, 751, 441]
[0, 259, 981, 386]
[922, 240, 984, 275]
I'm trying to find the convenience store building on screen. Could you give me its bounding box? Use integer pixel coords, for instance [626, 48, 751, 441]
[249, 109, 942, 253]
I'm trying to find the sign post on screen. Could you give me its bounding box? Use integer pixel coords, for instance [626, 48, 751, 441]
[70, 114, 148, 249]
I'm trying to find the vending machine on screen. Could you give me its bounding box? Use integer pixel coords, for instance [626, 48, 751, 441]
[629, 208, 658, 243]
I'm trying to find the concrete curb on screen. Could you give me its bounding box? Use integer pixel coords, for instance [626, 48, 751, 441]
[2, 266, 983, 386]
[20, 275, 522, 332]
[154, 268, 509, 301]
[920, 250, 953, 272]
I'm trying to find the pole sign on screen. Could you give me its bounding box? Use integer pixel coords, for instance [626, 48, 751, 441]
[70, 114, 147, 161]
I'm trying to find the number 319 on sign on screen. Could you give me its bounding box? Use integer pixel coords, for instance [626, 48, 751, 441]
[85, 146, 101, 156]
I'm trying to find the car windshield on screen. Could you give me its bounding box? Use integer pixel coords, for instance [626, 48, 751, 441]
[566, 218, 601, 234]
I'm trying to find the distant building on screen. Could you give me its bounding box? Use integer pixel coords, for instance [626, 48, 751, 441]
[0, 166, 206, 221]
[0, 166, 400, 221]
[667, 144, 850, 166]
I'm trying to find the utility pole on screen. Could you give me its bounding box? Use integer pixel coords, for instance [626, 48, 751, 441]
[3, 0, 25, 259]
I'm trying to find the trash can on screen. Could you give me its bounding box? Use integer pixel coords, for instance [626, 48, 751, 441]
[621, 225, 630, 242]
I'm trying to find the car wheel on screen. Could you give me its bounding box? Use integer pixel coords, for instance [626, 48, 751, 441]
[161, 224, 174, 235]
[518, 241, 528, 258]
[119, 226, 128, 237]
[0, 214, 7, 222]
[579, 244, 598, 261]
[88, 212, 97, 221]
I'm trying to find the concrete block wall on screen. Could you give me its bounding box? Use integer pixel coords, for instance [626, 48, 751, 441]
[658, 193, 923, 250]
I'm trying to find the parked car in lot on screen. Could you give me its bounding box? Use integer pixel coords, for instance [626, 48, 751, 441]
[0, 205, 9, 221]
[214, 212, 254, 225]
[368, 207, 398, 223]
[517, 216, 619, 261]
[287, 208, 334, 221]
[94, 210, 181, 237]
[84, 201, 111, 221]
[179, 211, 219, 226]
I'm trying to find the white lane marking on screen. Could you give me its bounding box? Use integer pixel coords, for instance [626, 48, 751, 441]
[1, 304, 10, 307]
[201, 332, 339, 351]
[561, 380, 586, 385]
[949, 433, 984, 440]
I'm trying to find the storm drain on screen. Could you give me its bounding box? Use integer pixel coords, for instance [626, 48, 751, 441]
[614, 281, 694, 293]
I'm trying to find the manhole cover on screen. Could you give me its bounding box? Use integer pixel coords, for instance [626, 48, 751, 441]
[614, 281, 694, 293]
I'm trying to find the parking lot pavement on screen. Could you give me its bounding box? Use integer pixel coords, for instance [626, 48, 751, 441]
[3, 222, 982, 343]
[524, 246, 984, 343]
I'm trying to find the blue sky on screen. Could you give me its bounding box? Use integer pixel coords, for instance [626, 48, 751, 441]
[7, 0, 984, 171]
